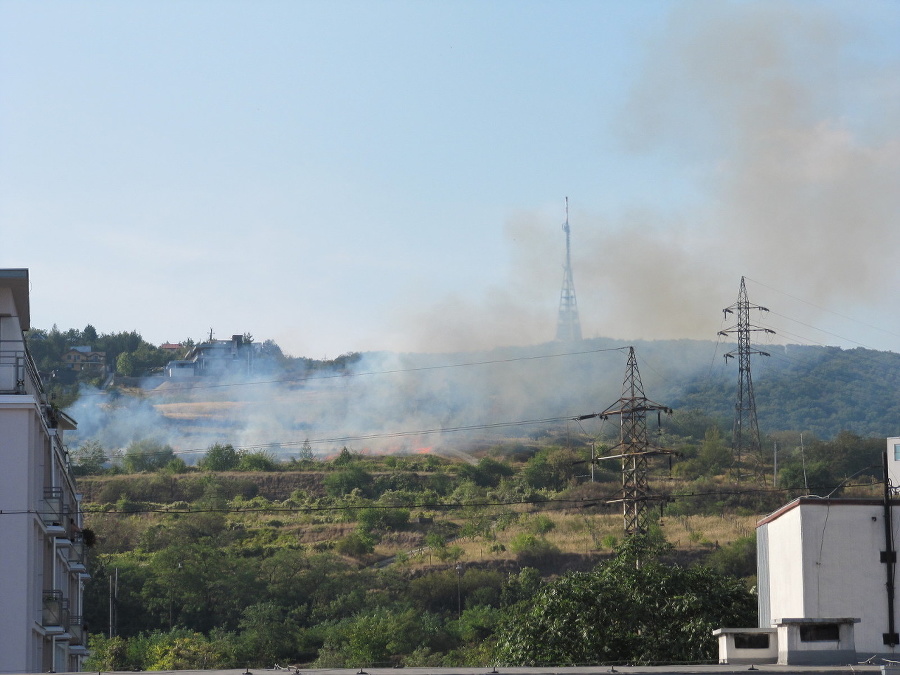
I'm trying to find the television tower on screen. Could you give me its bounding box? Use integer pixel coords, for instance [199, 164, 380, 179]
[579, 347, 673, 535]
[556, 197, 583, 342]
[719, 276, 774, 481]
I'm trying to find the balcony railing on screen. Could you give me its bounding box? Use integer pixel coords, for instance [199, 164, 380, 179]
[69, 615, 85, 645]
[67, 534, 87, 569]
[42, 487, 63, 527]
[42, 590, 70, 630]
[41, 488, 74, 537]
[0, 348, 42, 397]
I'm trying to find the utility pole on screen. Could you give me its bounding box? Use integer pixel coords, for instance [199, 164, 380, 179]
[578, 347, 673, 536]
[556, 197, 583, 342]
[719, 276, 774, 482]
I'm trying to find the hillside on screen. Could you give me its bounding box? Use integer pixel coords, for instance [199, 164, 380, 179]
[79, 449, 780, 671]
[59, 338, 900, 461]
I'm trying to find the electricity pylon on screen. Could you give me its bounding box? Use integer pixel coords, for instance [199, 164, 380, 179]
[719, 276, 774, 482]
[579, 347, 673, 535]
[556, 197, 582, 342]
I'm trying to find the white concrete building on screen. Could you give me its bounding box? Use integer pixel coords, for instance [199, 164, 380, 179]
[165, 334, 254, 379]
[0, 269, 90, 673]
[756, 492, 900, 661]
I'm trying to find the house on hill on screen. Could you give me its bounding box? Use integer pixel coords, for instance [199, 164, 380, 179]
[165, 334, 255, 379]
[62, 346, 106, 372]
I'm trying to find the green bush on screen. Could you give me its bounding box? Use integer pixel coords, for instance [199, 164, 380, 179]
[336, 531, 375, 557]
[508, 533, 560, 567]
[198, 443, 240, 471]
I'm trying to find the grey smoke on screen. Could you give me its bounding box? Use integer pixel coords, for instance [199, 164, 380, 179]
[390, 2, 899, 353]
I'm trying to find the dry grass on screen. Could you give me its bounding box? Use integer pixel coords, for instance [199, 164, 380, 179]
[153, 400, 251, 420]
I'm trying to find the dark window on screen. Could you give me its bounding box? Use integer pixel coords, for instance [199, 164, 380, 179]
[734, 633, 770, 649]
[800, 624, 841, 642]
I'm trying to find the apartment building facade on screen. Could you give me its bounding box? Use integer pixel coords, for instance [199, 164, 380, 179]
[0, 269, 89, 673]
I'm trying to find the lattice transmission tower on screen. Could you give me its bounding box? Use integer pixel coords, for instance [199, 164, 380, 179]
[718, 276, 774, 481]
[580, 347, 673, 535]
[555, 197, 583, 342]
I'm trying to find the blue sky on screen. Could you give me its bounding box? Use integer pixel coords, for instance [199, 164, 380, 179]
[2, 1, 899, 358]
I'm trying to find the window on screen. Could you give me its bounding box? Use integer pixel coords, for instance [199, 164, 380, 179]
[800, 624, 840, 642]
[734, 633, 770, 649]
[894, 444, 900, 461]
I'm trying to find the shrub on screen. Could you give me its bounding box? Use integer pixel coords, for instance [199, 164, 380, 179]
[336, 531, 375, 557]
[198, 443, 240, 471]
[508, 533, 560, 567]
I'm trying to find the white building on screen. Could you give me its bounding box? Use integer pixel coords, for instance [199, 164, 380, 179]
[165, 334, 254, 379]
[750, 439, 900, 663]
[0, 269, 90, 673]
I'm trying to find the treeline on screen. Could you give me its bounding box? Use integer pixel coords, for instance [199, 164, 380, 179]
[27, 324, 184, 375]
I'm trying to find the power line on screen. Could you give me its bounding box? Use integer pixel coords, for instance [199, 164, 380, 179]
[745, 277, 900, 343]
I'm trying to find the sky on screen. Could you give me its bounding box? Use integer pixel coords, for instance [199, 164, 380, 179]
[2, 0, 900, 359]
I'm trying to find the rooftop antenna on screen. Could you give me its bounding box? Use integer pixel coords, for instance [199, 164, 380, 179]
[718, 277, 774, 483]
[556, 197, 583, 342]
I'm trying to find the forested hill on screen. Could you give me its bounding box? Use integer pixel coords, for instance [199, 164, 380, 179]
[28, 323, 900, 447]
[348, 338, 900, 443]
[664, 343, 900, 440]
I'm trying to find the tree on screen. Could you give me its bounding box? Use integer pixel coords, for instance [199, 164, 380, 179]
[298, 438, 315, 462]
[236, 450, 277, 472]
[235, 601, 298, 665]
[521, 448, 580, 490]
[70, 439, 108, 475]
[324, 465, 372, 496]
[458, 457, 514, 487]
[336, 531, 375, 558]
[314, 606, 441, 667]
[116, 351, 136, 377]
[508, 533, 560, 568]
[494, 536, 757, 665]
[198, 443, 240, 471]
[123, 440, 177, 473]
[83, 324, 99, 343]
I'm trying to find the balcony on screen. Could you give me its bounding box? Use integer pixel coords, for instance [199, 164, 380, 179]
[0, 348, 41, 397]
[42, 590, 70, 631]
[67, 535, 88, 571]
[69, 615, 85, 646]
[41, 488, 70, 535]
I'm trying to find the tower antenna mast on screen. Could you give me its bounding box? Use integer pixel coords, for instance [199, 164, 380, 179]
[556, 197, 583, 342]
[719, 276, 774, 482]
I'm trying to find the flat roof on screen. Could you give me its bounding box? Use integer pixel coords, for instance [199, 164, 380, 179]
[0, 268, 30, 330]
[757, 496, 891, 528]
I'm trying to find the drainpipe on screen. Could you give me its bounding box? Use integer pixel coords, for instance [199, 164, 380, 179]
[883, 449, 898, 648]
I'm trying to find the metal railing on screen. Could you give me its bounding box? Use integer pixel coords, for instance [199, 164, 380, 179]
[0, 348, 42, 397]
[68, 534, 87, 567]
[69, 615, 85, 645]
[41, 488, 74, 536]
[42, 589, 70, 630]
[42, 487, 63, 528]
